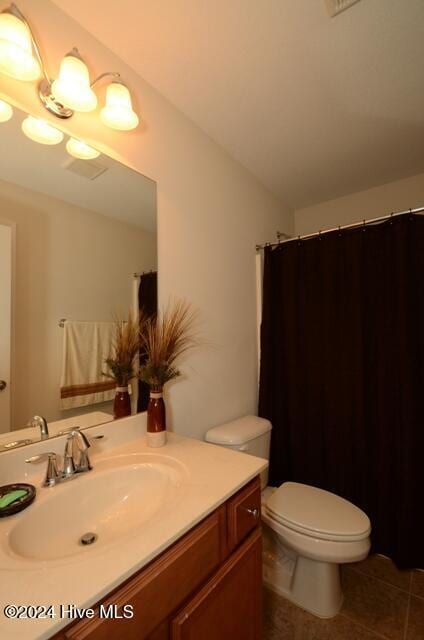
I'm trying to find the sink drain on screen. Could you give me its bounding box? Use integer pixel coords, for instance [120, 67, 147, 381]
[79, 532, 98, 546]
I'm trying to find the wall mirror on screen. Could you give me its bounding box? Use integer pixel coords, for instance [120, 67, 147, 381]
[0, 103, 157, 451]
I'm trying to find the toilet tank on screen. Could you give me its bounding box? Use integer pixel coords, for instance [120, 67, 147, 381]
[205, 416, 272, 488]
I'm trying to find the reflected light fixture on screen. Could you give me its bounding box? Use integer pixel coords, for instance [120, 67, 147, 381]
[66, 137, 100, 160]
[0, 5, 40, 80]
[100, 81, 139, 131]
[52, 48, 97, 113]
[0, 4, 139, 131]
[0, 98, 13, 122]
[21, 115, 64, 145]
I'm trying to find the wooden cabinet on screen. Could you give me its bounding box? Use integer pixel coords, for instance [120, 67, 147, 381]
[171, 529, 262, 640]
[52, 477, 261, 640]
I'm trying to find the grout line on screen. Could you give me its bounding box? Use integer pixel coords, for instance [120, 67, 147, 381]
[410, 592, 424, 602]
[344, 567, 411, 640]
[265, 578, 417, 640]
[403, 592, 411, 640]
[346, 565, 412, 595]
[338, 612, 391, 640]
[408, 571, 424, 600]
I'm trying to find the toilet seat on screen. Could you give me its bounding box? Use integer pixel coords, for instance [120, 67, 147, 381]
[264, 482, 371, 543]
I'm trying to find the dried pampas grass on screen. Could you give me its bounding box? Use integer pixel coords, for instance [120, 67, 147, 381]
[104, 311, 140, 387]
[139, 299, 199, 390]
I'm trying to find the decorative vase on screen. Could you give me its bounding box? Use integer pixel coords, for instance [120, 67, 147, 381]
[113, 385, 131, 419]
[147, 387, 167, 447]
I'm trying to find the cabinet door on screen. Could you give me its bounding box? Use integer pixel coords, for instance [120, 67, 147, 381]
[147, 621, 169, 640]
[171, 529, 262, 640]
[227, 476, 261, 552]
[60, 508, 226, 640]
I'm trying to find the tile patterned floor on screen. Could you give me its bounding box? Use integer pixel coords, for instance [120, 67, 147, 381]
[263, 555, 424, 640]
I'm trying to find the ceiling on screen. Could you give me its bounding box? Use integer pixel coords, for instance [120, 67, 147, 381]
[0, 106, 157, 232]
[51, 0, 424, 210]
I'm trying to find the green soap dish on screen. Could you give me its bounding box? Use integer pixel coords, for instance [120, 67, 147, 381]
[0, 483, 36, 517]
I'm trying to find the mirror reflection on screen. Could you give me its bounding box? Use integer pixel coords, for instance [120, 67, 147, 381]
[0, 104, 157, 450]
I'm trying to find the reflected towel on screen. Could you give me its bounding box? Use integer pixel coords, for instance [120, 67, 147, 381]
[60, 321, 116, 410]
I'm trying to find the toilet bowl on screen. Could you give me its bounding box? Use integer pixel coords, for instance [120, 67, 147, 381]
[261, 482, 370, 617]
[205, 416, 371, 618]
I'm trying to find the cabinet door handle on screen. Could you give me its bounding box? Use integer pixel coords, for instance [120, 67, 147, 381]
[0, 380, 7, 392]
[244, 507, 260, 519]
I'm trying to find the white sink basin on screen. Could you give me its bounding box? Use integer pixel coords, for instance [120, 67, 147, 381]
[7, 453, 187, 562]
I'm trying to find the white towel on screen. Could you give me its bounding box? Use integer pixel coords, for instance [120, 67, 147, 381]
[60, 321, 116, 410]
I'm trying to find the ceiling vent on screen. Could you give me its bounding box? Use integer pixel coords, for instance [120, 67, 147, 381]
[325, 0, 361, 17]
[62, 158, 108, 180]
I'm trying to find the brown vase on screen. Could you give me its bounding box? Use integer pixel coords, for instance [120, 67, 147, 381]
[114, 386, 131, 419]
[147, 387, 167, 447]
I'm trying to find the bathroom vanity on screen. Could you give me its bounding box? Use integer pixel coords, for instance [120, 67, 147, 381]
[52, 476, 262, 640]
[0, 414, 266, 640]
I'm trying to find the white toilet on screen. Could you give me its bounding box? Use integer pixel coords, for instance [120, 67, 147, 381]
[205, 415, 371, 618]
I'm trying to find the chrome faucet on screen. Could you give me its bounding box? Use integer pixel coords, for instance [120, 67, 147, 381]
[63, 429, 92, 477]
[26, 429, 100, 487]
[30, 415, 49, 440]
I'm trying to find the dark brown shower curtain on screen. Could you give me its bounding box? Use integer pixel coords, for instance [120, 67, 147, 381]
[137, 271, 158, 413]
[258, 213, 423, 569]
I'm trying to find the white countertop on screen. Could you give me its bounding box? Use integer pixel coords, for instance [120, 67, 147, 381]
[0, 416, 267, 639]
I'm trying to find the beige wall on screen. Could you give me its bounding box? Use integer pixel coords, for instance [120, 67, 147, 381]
[0, 0, 293, 439]
[295, 172, 424, 235]
[0, 179, 156, 429]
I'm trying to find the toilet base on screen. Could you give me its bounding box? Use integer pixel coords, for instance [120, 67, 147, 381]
[263, 551, 343, 618]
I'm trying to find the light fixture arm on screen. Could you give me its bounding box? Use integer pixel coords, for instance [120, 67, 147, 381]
[7, 3, 50, 84]
[91, 71, 121, 87]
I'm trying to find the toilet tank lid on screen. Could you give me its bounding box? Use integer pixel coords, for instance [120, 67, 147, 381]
[205, 416, 272, 445]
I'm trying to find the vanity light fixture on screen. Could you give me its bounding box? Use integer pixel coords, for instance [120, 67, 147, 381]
[51, 49, 97, 113]
[0, 97, 13, 122]
[0, 5, 40, 80]
[21, 115, 64, 145]
[66, 137, 100, 160]
[0, 4, 140, 130]
[100, 81, 139, 131]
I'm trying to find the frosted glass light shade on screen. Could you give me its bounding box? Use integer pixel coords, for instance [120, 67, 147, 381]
[66, 137, 100, 160]
[21, 116, 64, 145]
[100, 82, 139, 131]
[52, 53, 97, 112]
[0, 12, 40, 81]
[0, 98, 13, 123]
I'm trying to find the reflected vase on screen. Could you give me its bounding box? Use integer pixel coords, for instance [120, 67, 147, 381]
[113, 385, 131, 419]
[147, 387, 167, 447]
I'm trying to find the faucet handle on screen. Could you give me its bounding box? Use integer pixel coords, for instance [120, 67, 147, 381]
[77, 449, 92, 473]
[26, 452, 61, 487]
[63, 434, 77, 477]
[70, 431, 93, 472]
[71, 430, 91, 451]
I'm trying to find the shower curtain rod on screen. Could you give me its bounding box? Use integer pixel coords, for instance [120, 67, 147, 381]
[255, 206, 424, 251]
[133, 269, 156, 278]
